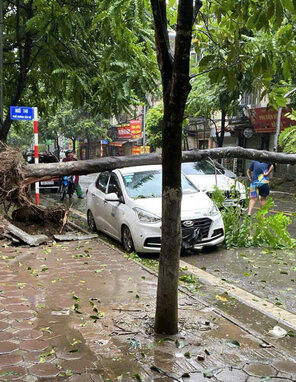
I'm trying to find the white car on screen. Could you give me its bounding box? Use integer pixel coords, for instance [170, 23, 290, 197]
[182, 161, 246, 207]
[86, 165, 224, 254]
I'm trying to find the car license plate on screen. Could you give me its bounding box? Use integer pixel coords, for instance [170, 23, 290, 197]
[41, 181, 54, 185]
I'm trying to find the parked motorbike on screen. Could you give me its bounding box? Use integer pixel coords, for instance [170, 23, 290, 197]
[60, 176, 76, 201]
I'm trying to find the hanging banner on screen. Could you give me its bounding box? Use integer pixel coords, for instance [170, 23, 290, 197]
[130, 119, 142, 139]
[140, 146, 150, 154]
[248, 107, 294, 133]
[132, 146, 141, 155]
[118, 123, 132, 139]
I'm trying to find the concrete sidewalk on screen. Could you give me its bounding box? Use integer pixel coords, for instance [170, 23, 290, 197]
[0, 237, 295, 381]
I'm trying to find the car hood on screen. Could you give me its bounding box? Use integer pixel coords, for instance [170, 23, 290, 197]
[131, 191, 215, 220]
[186, 174, 245, 194]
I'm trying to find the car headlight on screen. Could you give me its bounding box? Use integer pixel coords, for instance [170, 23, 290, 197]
[133, 208, 161, 224]
[208, 202, 220, 216]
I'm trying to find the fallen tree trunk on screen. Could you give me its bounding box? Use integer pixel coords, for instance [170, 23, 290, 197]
[24, 147, 296, 180]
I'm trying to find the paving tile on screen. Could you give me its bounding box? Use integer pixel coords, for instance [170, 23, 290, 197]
[2, 292, 24, 298]
[0, 342, 18, 355]
[244, 363, 277, 377]
[2, 298, 25, 305]
[273, 360, 296, 374]
[55, 350, 82, 361]
[16, 329, 42, 340]
[0, 354, 23, 367]
[0, 365, 26, 380]
[4, 305, 30, 313]
[61, 359, 97, 373]
[29, 363, 59, 378]
[0, 322, 9, 331]
[20, 339, 49, 352]
[247, 378, 289, 382]
[8, 311, 35, 320]
[216, 368, 248, 382]
[11, 320, 37, 330]
[22, 351, 55, 363]
[0, 333, 13, 342]
[69, 374, 100, 382]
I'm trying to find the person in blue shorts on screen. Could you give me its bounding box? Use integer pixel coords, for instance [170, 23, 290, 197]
[247, 160, 274, 216]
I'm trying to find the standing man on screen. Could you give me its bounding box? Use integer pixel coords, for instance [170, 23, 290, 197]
[247, 160, 274, 216]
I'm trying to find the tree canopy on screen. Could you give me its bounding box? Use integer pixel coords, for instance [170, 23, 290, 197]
[1, 0, 159, 142]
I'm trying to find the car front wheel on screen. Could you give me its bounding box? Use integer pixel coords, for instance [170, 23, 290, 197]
[122, 225, 134, 253]
[87, 210, 97, 232]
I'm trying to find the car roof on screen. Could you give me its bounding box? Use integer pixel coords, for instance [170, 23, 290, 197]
[118, 164, 162, 175]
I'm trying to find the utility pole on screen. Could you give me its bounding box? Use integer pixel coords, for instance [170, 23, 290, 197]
[0, 0, 3, 125]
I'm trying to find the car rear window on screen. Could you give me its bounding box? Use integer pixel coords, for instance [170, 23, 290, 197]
[182, 161, 220, 175]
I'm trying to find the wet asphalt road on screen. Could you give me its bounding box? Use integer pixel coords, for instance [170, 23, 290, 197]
[43, 176, 296, 316]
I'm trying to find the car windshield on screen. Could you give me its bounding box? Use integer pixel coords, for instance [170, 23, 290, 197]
[182, 161, 221, 175]
[122, 170, 197, 199]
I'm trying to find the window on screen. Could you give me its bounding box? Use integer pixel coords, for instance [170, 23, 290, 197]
[122, 170, 196, 199]
[96, 172, 109, 193]
[182, 161, 222, 175]
[107, 173, 122, 196]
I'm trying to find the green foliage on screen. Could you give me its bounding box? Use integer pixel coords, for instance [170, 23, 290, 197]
[192, 0, 296, 114]
[2, 0, 159, 140]
[7, 122, 33, 150]
[252, 199, 295, 249]
[39, 102, 108, 146]
[279, 110, 296, 153]
[211, 192, 295, 249]
[145, 102, 163, 148]
[145, 101, 189, 148]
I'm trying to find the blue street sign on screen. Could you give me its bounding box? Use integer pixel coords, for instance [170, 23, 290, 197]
[10, 106, 34, 121]
[101, 139, 109, 144]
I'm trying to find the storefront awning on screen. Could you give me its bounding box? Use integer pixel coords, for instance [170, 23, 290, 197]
[109, 140, 129, 147]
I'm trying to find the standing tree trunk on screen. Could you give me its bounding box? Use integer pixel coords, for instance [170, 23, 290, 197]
[151, 0, 202, 335]
[216, 109, 226, 148]
[72, 138, 76, 153]
[0, 118, 12, 143]
[55, 135, 60, 161]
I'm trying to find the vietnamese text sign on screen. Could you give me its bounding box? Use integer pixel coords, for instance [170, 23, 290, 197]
[248, 107, 294, 133]
[118, 123, 132, 139]
[10, 106, 34, 121]
[130, 119, 142, 139]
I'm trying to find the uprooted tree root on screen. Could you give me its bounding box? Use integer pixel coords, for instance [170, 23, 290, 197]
[0, 142, 28, 206]
[0, 143, 66, 225]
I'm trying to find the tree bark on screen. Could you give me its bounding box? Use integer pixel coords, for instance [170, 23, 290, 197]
[215, 109, 226, 148]
[150, 0, 199, 334]
[24, 147, 296, 180]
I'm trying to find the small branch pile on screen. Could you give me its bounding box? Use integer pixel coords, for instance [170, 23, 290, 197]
[0, 142, 28, 206]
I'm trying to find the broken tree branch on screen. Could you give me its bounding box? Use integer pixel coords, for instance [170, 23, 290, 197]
[23, 147, 296, 180]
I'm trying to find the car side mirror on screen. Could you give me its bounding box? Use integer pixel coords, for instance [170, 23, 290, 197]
[105, 193, 121, 203]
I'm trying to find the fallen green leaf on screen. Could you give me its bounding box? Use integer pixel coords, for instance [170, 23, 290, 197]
[225, 339, 240, 348]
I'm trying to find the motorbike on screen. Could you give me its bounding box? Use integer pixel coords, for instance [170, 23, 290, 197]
[60, 176, 76, 201]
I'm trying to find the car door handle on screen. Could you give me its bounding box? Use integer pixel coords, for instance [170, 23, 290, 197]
[91, 193, 95, 197]
[104, 200, 107, 204]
